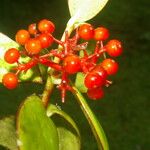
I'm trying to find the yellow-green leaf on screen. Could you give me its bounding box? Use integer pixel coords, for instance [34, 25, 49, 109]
[75, 72, 87, 93]
[17, 95, 59, 150]
[0, 33, 43, 83]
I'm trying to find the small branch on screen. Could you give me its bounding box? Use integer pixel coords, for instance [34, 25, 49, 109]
[42, 75, 54, 107]
[39, 58, 62, 71]
[41, 22, 75, 107]
[100, 41, 106, 59]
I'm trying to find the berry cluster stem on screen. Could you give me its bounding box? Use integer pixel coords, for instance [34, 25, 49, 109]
[42, 74, 54, 107]
[41, 23, 74, 106]
[54, 23, 74, 63]
[41, 21, 109, 150]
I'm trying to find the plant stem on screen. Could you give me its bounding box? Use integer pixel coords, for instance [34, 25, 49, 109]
[41, 17, 109, 149]
[41, 20, 74, 107]
[72, 86, 109, 150]
[42, 74, 54, 107]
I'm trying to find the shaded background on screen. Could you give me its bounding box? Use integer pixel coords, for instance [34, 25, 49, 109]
[0, 0, 150, 149]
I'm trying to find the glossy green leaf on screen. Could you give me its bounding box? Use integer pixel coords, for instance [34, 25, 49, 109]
[47, 104, 81, 150]
[0, 116, 17, 150]
[72, 86, 109, 150]
[68, 0, 109, 23]
[0, 33, 43, 83]
[47, 104, 80, 137]
[75, 72, 87, 93]
[17, 95, 59, 150]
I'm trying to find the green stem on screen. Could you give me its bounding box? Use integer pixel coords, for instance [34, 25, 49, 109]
[42, 75, 54, 107]
[72, 86, 109, 150]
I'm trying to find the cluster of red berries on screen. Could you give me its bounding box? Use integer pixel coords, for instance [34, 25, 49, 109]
[2, 19, 122, 102]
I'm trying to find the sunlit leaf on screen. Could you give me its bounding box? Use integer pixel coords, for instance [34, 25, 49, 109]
[0, 33, 43, 83]
[68, 0, 109, 23]
[17, 95, 59, 150]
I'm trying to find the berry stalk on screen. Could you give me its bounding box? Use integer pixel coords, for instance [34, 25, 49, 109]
[41, 21, 75, 106]
[42, 74, 54, 107]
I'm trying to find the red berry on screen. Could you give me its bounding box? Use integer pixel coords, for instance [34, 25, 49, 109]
[84, 67, 107, 89]
[106, 39, 122, 57]
[2, 73, 18, 89]
[28, 23, 37, 35]
[15, 29, 30, 45]
[25, 38, 42, 55]
[4, 48, 20, 64]
[78, 23, 94, 40]
[94, 27, 109, 41]
[87, 87, 104, 100]
[101, 58, 119, 75]
[38, 33, 53, 48]
[92, 65, 108, 79]
[38, 19, 55, 33]
[63, 55, 81, 74]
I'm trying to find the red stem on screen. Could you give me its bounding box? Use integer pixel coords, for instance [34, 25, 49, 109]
[14, 59, 38, 72]
[39, 58, 62, 71]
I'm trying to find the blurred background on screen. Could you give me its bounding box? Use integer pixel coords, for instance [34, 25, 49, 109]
[0, 0, 150, 150]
